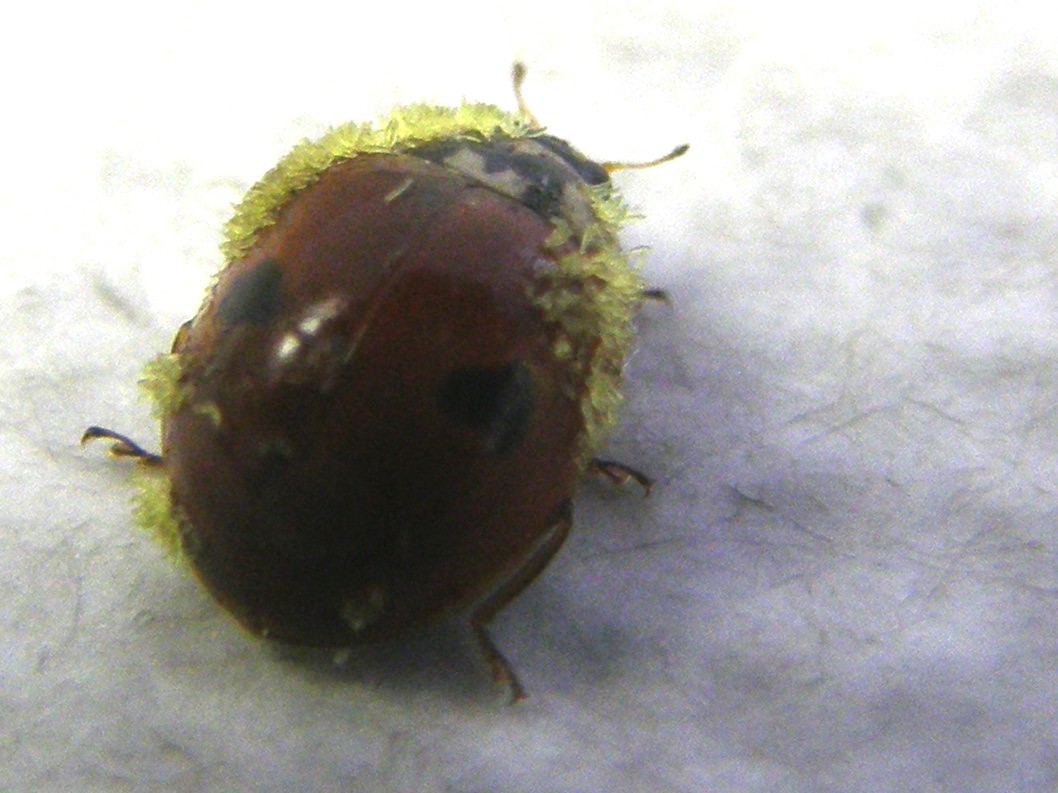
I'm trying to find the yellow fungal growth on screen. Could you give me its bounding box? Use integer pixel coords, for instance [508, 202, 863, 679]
[138, 353, 186, 420]
[131, 466, 184, 560]
[534, 224, 643, 465]
[221, 103, 539, 265]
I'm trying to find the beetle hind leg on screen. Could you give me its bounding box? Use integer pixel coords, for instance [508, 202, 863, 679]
[470, 500, 573, 703]
[589, 458, 653, 495]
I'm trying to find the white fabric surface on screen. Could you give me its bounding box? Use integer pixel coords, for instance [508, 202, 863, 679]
[5, 2, 1058, 791]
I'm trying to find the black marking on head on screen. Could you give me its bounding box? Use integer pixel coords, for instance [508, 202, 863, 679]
[437, 362, 535, 454]
[408, 138, 467, 166]
[409, 138, 579, 219]
[501, 154, 566, 217]
[534, 135, 610, 185]
[218, 259, 283, 327]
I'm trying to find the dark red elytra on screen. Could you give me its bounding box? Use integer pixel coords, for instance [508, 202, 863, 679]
[83, 64, 685, 701]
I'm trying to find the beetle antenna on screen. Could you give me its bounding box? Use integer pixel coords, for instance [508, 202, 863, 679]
[602, 143, 689, 174]
[511, 61, 542, 127]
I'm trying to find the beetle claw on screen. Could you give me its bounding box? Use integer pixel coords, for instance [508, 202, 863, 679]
[589, 458, 654, 496]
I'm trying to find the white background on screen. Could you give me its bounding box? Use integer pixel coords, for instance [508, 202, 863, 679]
[4, 2, 1058, 791]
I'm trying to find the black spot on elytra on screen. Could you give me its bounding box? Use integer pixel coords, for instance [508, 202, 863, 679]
[437, 362, 535, 454]
[248, 438, 297, 497]
[218, 259, 283, 326]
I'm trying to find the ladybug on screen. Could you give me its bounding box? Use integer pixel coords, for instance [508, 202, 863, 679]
[84, 63, 685, 701]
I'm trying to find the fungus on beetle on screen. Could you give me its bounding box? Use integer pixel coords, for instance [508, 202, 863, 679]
[84, 63, 685, 702]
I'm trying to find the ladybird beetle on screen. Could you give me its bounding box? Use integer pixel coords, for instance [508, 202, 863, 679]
[84, 63, 685, 701]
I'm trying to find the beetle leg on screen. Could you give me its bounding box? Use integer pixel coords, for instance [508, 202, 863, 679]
[470, 500, 573, 703]
[81, 426, 163, 466]
[589, 458, 653, 496]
